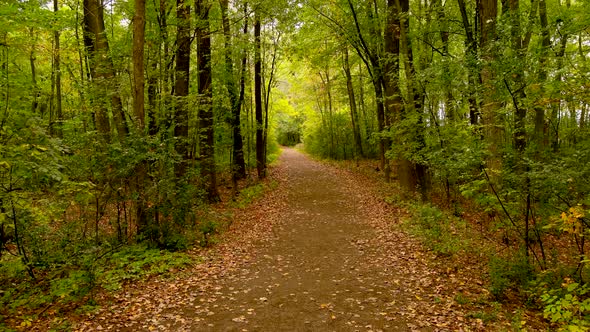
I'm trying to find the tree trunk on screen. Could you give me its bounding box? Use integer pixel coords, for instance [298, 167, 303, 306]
[54, 0, 63, 138]
[83, 0, 128, 141]
[133, 0, 145, 130]
[83, 0, 110, 141]
[239, 2, 249, 171]
[396, 0, 430, 198]
[196, 0, 220, 202]
[478, 0, 501, 167]
[458, 0, 480, 125]
[133, 0, 148, 237]
[173, 0, 190, 176]
[507, 0, 527, 153]
[30, 28, 39, 114]
[383, 0, 406, 184]
[221, 0, 246, 180]
[254, 14, 265, 179]
[343, 46, 364, 159]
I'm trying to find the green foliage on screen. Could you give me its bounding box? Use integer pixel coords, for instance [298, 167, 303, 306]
[303, 111, 358, 160]
[541, 282, 590, 331]
[0, 243, 192, 315]
[488, 253, 534, 299]
[406, 203, 469, 257]
[275, 98, 304, 146]
[97, 245, 193, 291]
[232, 183, 265, 209]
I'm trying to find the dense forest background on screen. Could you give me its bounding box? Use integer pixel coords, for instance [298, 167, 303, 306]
[1, 0, 589, 328]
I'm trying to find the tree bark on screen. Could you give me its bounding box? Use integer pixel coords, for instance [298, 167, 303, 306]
[220, 0, 246, 180]
[53, 0, 63, 138]
[478, 0, 501, 166]
[507, 0, 527, 153]
[173, 0, 190, 176]
[196, 0, 220, 202]
[343, 46, 364, 159]
[83, 0, 128, 141]
[457, 0, 480, 125]
[133, 0, 148, 237]
[254, 14, 265, 179]
[133, 0, 146, 130]
[395, 0, 430, 198]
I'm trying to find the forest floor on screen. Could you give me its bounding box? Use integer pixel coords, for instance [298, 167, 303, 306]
[70, 148, 548, 331]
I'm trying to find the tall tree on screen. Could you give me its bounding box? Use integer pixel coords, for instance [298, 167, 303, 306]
[254, 13, 265, 179]
[53, 0, 63, 138]
[457, 0, 480, 125]
[342, 46, 364, 158]
[133, 0, 148, 235]
[173, 0, 190, 176]
[196, 0, 219, 201]
[220, 0, 246, 180]
[133, 0, 146, 129]
[83, 0, 128, 141]
[396, 0, 430, 197]
[345, 0, 390, 181]
[478, 0, 501, 165]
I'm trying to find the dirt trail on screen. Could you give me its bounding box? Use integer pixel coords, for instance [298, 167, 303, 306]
[75, 148, 504, 331]
[193, 148, 413, 331]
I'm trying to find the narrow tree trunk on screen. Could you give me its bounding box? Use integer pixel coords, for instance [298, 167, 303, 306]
[133, 0, 145, 129]
[507, 0, 527, 153]
[54, 0, 63, 138]
[319, 69, 335, 158]
[457, 0, 480, 125]
[478, 0, 501, 166]
[221, 0, 246, 179]
[343, 46, 364, 159]
[533, 0, 549, 147]
[30, 28, 39, 114]
[239, 3, 249, 170]
[133, 0, 148, 237]
[254, 14, 265, 179]
[196, 0, 220, 202]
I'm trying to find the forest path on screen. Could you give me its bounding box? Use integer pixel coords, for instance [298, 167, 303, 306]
[76, 148, 494, 331]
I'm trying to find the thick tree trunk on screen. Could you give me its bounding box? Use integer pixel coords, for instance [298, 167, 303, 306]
[173, 0, 190, 176]
[196, 0, 220, 202]
[83, 0, 110, 140]
[395, 0, 430, 198]
[383, 0, 405, 184]
[83, 0, 128, 141]
[220, 0, 246, 180]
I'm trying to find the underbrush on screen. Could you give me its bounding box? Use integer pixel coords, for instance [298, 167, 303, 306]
[0, 244, 193, 329]
[395, 191, 590, 330]
[334, 156, 590, 330]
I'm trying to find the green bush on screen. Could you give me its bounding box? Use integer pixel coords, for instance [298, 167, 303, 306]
[488, 253, 534, 299]
[541, 282, 590, 331]
[407, 203, 467, 257]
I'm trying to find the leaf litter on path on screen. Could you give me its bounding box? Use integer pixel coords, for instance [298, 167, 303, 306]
[69, 148, 548, 331]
